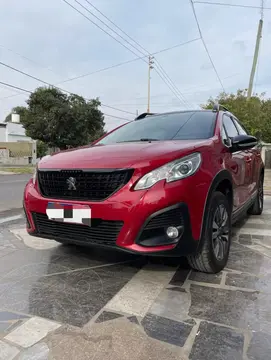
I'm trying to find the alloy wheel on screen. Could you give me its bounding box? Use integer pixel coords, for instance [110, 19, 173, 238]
[212, 204, 230, 261]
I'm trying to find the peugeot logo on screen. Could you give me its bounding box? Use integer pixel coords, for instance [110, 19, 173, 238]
[66, 177, 77, 191]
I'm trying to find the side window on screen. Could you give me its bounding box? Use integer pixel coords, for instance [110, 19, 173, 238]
[232, 118, 248, 135]
[223, 115, 239, 138]
[221, 125, 232, 147]
[221, 126, 228, 143]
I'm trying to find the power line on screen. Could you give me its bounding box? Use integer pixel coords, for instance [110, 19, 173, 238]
[61, 0, 147, 60]
[81, 0, 192, 108]
[0, 80, 132, 121]
[0, 38, 200, 102]
[99, 103, 134, 114]
[63, 0, 191, 109]
[190, 0, 225, 92]
[0, 83, 22, 95]
[193, 1, 271, 10]
[83, 0, 149, 55]
[64, 0, 186, 109]
[108, 72, 241, 104]
[57, 38, 200, 85]
[0, 44, 59, 76]
[0, 61, 55, 88]
[103, 114, 132, 121]
[0, 81, 32, 94]
[74, 0, 147, 57]
[0, 93, 24, 101]
[154, 59, 195, 108]
[0, 60, 135, 115]
[152, 65, 190, 108]
[61, 0, 192, 108]
[1, 0, 199, 110]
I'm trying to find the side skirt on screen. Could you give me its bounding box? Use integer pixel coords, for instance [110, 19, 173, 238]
[231, 192, 257, 225]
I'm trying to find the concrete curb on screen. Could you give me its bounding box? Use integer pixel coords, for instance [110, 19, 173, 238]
[0, 171, 19, 175]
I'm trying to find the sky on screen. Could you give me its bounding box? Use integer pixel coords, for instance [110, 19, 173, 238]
[0, 0, 271, 131]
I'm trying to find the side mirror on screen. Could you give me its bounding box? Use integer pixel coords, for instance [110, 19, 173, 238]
[230, 135, 258, 153]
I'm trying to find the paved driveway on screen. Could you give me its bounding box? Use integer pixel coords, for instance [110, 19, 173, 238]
[0, 198, 271, 359]
[0, 174, 31, 212]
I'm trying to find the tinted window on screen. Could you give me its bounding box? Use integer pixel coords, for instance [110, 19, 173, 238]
[96, 111, 216, 145]
[233, 118, 248, 135]
[221, 125, 228, 143]
[223, 116, 239, 138]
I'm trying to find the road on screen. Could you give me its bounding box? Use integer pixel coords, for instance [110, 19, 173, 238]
[0, 174, 32, 212]
[0, 196, 271, 359]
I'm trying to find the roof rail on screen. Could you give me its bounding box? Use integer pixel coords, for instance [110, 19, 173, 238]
[212, 103, 230, 113]
[134, 112, 156, 120]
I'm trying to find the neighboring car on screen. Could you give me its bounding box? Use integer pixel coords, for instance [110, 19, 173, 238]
[23, 104, 264, 273]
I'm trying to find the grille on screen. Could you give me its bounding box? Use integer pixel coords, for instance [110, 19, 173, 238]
[32, 212, 123, 246]
[144, 207, 184, 230]
[38, 169, 133, 201]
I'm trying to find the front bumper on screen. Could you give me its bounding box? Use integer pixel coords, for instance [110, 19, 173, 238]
[23, 176, 206, 257]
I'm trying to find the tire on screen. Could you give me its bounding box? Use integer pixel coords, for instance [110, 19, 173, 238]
[187, 191, 232, 274]
[247, 175, 264, 215]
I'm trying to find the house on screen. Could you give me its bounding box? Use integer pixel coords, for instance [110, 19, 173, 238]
[0, 114, 32, 142]
[0, 114, 36, 165]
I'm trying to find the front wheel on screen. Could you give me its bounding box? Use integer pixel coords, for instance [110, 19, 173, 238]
[187, 191, 232, 274]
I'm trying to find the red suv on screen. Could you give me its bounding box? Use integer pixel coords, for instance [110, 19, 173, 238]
[23, 104, 264, 273]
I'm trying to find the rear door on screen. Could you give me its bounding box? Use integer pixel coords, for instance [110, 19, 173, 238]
[232, 117, 258, 196]
[222, 115, 249, 208]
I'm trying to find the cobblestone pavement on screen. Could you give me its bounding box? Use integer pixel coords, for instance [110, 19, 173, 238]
[0, 198, 271, 360]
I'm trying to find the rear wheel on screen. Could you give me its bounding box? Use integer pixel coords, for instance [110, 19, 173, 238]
[187, 191, 231, 274]
[248, 175, 264, 215]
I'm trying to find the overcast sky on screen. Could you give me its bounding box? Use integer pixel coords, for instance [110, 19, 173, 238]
[1, 0, 271, 131]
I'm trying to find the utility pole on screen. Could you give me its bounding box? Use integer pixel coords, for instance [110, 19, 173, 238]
[247, 1, 264, 99]
[147, 56, 154, 112]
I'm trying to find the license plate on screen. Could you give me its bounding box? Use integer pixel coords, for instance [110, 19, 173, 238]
[46, 202, 91, 226]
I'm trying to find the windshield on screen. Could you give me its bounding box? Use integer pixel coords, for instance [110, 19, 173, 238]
[96, 111, 216, 145]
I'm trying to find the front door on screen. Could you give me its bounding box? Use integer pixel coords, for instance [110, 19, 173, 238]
[232, 117, 258, 197]
[222, 115, 249, 209]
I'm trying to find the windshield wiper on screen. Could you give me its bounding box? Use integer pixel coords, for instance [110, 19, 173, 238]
[139, 138, 159, 141]
[117, 138, 159, 143]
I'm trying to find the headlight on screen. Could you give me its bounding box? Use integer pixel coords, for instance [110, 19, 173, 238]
[134, 152, 202, 191]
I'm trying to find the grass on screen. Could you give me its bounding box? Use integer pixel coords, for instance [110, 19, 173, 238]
[0, 166, 35, 174]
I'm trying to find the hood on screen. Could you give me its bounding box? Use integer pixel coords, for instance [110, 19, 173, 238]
[38, 140, 211, 170]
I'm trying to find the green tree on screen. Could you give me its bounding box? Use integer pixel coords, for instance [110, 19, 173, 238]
[202, 89, 271, 142]
[21, 87, 105, 150]
[89, 128, 106, 143]
[37, 140, 48, 158]
[5, 106, 29, 123]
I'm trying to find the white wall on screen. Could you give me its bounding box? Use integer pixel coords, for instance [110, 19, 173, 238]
[7, 134, 32, 142]
[0, 127, 7, 142]
[5, 123, 32, 142]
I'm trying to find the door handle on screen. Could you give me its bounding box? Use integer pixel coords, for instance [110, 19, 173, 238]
[245, 157, 252, 163]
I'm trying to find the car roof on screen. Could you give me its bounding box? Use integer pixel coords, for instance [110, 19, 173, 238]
[135, 109, 218, 121]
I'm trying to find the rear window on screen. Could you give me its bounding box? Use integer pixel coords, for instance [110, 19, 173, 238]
[96, 111, 216, 145]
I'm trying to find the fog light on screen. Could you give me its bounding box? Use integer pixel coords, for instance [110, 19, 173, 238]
[166, 226, 179, 239]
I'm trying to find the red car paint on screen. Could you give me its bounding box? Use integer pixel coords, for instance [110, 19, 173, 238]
[23, 110, 264, 256]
